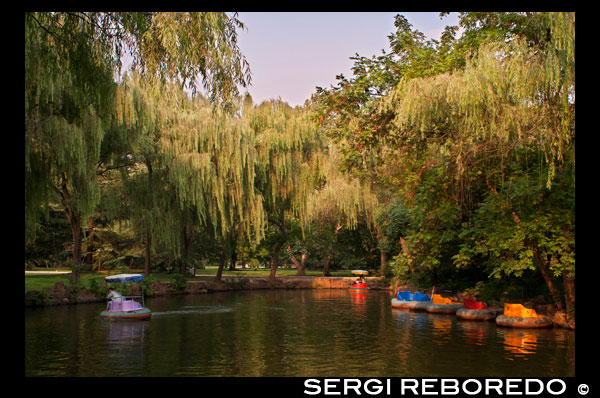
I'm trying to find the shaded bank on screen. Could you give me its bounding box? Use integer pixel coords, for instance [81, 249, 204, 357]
[24, 275, 390, 307]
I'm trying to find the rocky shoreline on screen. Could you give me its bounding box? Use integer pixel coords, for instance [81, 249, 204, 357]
[25, 275, 574, 329]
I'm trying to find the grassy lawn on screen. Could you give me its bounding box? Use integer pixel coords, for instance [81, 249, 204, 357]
[25, 266, 355, 293]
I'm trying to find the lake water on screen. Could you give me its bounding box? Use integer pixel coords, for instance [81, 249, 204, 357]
[24, 289, 575, 377]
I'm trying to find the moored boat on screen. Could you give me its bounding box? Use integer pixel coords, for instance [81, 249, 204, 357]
[456, 298, 502, 321]
[426, 294, 463, 313]
[391, 298, 412, 308]
[391, 291, 430, 309]
[408, 301, 431, 311]
[495, 304, 552, 328]
[427, 303, 463, 314]
[456, 308, 503, 321]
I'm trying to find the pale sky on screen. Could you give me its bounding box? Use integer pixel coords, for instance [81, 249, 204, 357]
[236, 12, 461, 107]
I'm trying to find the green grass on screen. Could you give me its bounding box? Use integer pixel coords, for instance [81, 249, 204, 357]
[25, 273, 103, 292]
[25, 266, 355, 293]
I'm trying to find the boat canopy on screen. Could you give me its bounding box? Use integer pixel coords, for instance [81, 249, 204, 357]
[351, 270, 369, 276]
[105, 273, 145, 283]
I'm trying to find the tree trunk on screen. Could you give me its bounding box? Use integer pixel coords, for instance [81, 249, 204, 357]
[85, 217, 94, 265]
[270, 210, 286, 279]
[270, 239, 284, 278]
[67, 213, 82, 284]
[563, 271, 575, 317]
[323, 223, 342, 276]
[376, 226, 387, 276]
[181, 222, 191, 276]
[323, 256, 331, 276]
[532, 245, 564, 311]
[293, 253, 307, 276]
[60, 179, 82, 284]
[215, 249, 226, 281]
[379, 248, 388, 276]
[144, 229, 152, 276]
[144, 159, 154, 277]
[229, 243, 237, 271]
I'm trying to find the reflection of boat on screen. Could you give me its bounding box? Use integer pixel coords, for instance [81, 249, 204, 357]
[431, 316, 453, 344]
[500, 329, 538, 356]
[351, 292, 367, 304]
[103, 318, 150, 342]
[457, 321, 491, 347]
[348, 270, 369, 292]
[100, 274, 152, 320]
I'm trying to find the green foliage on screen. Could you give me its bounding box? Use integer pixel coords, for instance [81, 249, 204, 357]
[140, 275, 156, 296]
[87, 277, 106, 298]
[28, 290, 51, 306]
[26, 12, 254, 281]
[168, 274, 189, 292]
[313, 12, 574, 307]
[25, 12, 574, 312]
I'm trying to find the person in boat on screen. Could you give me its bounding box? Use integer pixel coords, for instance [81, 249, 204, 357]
[354, 276, 365, 286]
[106, 287, 123, 310]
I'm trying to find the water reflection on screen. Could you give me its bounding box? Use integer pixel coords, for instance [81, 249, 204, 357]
[102, 320, 150, 376]
[350, 293, 367, 318]
[25, 290, 575, 377]
[103, 319, 149, 344]
[499, 329, 538, 359]
[312, 288, 348, 302]
[457, 321, 491, 347]
[351, 292, 366, 305]
[430, 314, 453, 346]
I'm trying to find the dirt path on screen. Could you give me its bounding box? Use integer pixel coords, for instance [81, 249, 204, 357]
[25, 270, 72, 275]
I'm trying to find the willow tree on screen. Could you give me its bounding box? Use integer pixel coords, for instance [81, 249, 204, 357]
[149, 88, 266, 278]
[25, 13, 117, 281]
[106, 75, 170, 275]
[25, 12, 251, 281]
[249, 100, 323, 278]
[382, 13, 574, 310]
[305, 145, 379, 275]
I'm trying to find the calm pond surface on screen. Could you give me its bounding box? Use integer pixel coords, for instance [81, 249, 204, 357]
[25, 289, 575, 377]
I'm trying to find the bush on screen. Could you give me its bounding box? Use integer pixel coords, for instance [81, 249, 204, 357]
[87, 278, 107, 298]
[168, 274, 188, 291]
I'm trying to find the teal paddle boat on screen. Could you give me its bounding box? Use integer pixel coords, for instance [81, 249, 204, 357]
[100, 274, 152, 320]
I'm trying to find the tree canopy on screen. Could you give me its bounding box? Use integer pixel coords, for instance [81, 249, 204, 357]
[25, 12, 575, 316]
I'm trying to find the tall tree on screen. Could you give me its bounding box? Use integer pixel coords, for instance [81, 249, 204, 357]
[154, 87, 265, 278]
[25, 13, 117, 281]
[25, 12, 251, 281]
[249, 100, 322, 278]
[305, 145, 379, 275]
[381, 13, 574, 308]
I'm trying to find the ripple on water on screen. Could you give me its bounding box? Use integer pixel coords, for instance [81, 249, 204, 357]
[151, 306, 233, 317]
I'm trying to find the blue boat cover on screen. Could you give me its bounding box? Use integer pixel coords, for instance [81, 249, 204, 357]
[397, 291, 430, 301]
[411, 292, 431, 302]
[105, 273, 145, 283]
[397, 291, 412, 301]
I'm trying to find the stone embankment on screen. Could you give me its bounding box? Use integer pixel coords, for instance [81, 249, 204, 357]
[24, 275, 390, 307]
[24, 275, 574, 329]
